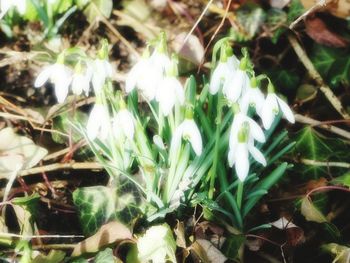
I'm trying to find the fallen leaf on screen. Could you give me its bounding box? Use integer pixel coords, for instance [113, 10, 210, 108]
[323, 243, 350, 263]
[300, 0, 350, 19]
[191, 239, 227, 263]
[71, 221, 133, 257]
[175, 220, 187, 248]
[305, 16, 348, 48]
[270, 217, 305, 246]
[172, 33, 204, 66]
[301, 196, 328, 223]
[270, 0, 291, 9]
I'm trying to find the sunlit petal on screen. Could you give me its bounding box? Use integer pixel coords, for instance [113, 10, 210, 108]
[235, 143, 249, 181]
[277, 96, 295, 124]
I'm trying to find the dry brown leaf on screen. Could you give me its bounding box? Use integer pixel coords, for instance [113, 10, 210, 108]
[270, 217, 305, 246]
[301, 0, 350, 19]
[191, 239, 227, 263]
[305, 16, 348, 48]
[71, 221, 133, 257]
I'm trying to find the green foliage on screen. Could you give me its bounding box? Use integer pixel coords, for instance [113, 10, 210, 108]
[77, 0, 113, 23]
[293, 127, 349, 178]
[331, 172, 350, 188]
[268, 69, 300, 91]
[221, 234, 245, 260]
[73, 186, 117, 235]
[32, 250, 66, 263]
[323, 243, 350, 263]
[310, 44, 350, 88]
[94, 248, 116, 263]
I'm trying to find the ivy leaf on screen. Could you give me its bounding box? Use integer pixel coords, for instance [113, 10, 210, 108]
[94, 248, 117, 263]
[268, 69, 300, 91]
[236, 4, 265, 40]
[300, 196, 327, 223]
[292, 127, 349, 178]
[73, 186, 117, 235]
[323, 243, 350, 263]
[78, 0, 113, 23]
[310, 44, 350, 88]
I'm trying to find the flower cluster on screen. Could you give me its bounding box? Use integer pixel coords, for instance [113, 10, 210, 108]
[210, 45, 295, 181]
[34, 42, 113, 103]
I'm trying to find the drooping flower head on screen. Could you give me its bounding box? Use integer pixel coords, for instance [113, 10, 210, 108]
[170, 108, 202, 157]
[34, 52, 72, 103]
[209, 43, 239, 95]
[71, 60, 92, 96]
[0, 0, 26, 17]
[239, 76, 265, 118]
[86, 95, 110, 141]
[91, 39, 113, 94]
[112, 97, 135, 141]
[228, 121, 266, 181]
[261, 82, 295, 130]
[156, 55, 185, 116]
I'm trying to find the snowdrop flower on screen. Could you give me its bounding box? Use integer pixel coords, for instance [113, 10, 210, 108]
[0, 0, 26, 17]
[228, 125, 266, 181]
[91, 58, 113, 94]
[239, 77, 265, 117]
[126, 47, 170, 101]
[223, 69, 250, 103]
[229, 109, 265, 149]
[71, 61, 92, 96]
[112, 108, 135, 141]
[170, 116, 202, 156]
[137, 224, 176, 263]
[156, 58, 184, 116]
[34, 54, 72, 103]
[261, 84, 295, 130]
[209, 54, 239, 95]
[86, 103, 110, 141]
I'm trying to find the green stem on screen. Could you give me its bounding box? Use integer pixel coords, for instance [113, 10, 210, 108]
[208, 93, 224, 198]
[236, 181, 244, 210]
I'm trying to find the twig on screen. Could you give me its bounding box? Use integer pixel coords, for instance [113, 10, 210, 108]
[288, 34, 350, 119]
[295, 114, 350, 140]
[181, 0, 214, 49]
[300, 158, 350, 168]
[100, 16, 140, 59]
[31, 244, 77, 250]
[0, 233, 84, 239]
[289, 0, 328, 29]
[19, 162, 103, 177]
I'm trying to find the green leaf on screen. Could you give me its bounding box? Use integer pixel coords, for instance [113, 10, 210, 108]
[32, 250, 66, 263]
[287, 0, 305, 23]
[300, 196, 327, 223]
[73, 186, 117, 235]
[292, 127, 349, 178]
[95, 248, 116, 263]
[268, 69, 300, 91]
[236, 4, 266, 40]
[331, 172, 350, 188]
[82, 0, 113, 23]
[52, 111, 87, 144]
[310, 44, 350, 88]
[222, 235, 245, 260]
[323, 243, 350, 263]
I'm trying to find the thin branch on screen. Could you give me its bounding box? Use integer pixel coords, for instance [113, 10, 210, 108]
[295, 114, 350, 140]
[0, 233, 84, 239]
[288, 34, 350, 119]
[300, 158, 350, 168]
[19, 162, 103, 177]
[289, 0, 328, 29]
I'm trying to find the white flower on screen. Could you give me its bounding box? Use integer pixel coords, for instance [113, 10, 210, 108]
[223, 69, 250, 103]
[126, 51, 170, 101]
[137, 224, 176, 263]
[156, 76, 185, 116]
[0, 0, 26, 16]
[112, 109, 135, 140]
[170, 119, 202, 156]
[228, 138, 266, 181]
[91, 59, 113, 93]
[209, 55, 239, 95]
[261, 93, 295, 130]
[86, 104, 110, 140]
[34, 63, 72, 103]
[240, 85, 265, 118]
[229, 112, 265, 149]
[71, 67, 92, 96]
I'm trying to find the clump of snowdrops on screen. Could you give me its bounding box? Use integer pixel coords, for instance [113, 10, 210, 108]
[35, 34, 295, 229]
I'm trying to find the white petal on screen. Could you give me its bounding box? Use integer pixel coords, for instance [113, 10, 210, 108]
[87, 106, 100, 140]
[71, 74, 84, 95]
[170, 124, 184, 159]
[34, 66, 53, 87]
[235, 143, 249, 181]
[209, 63, 226, 94]
[125, 61, 143, 93]
[228, 147, 236, 167]
[248, 144, 267, 166]
[156, 78, 176, 116]
[261, 94, 278, 130]
[247, 118, 265, 143]
[186, 121, 203, 156]
[172, 78, 185, 105]
[277, 96, 295, 124]
[120, 109, 135, 140]
[252, 89, 265, 115]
